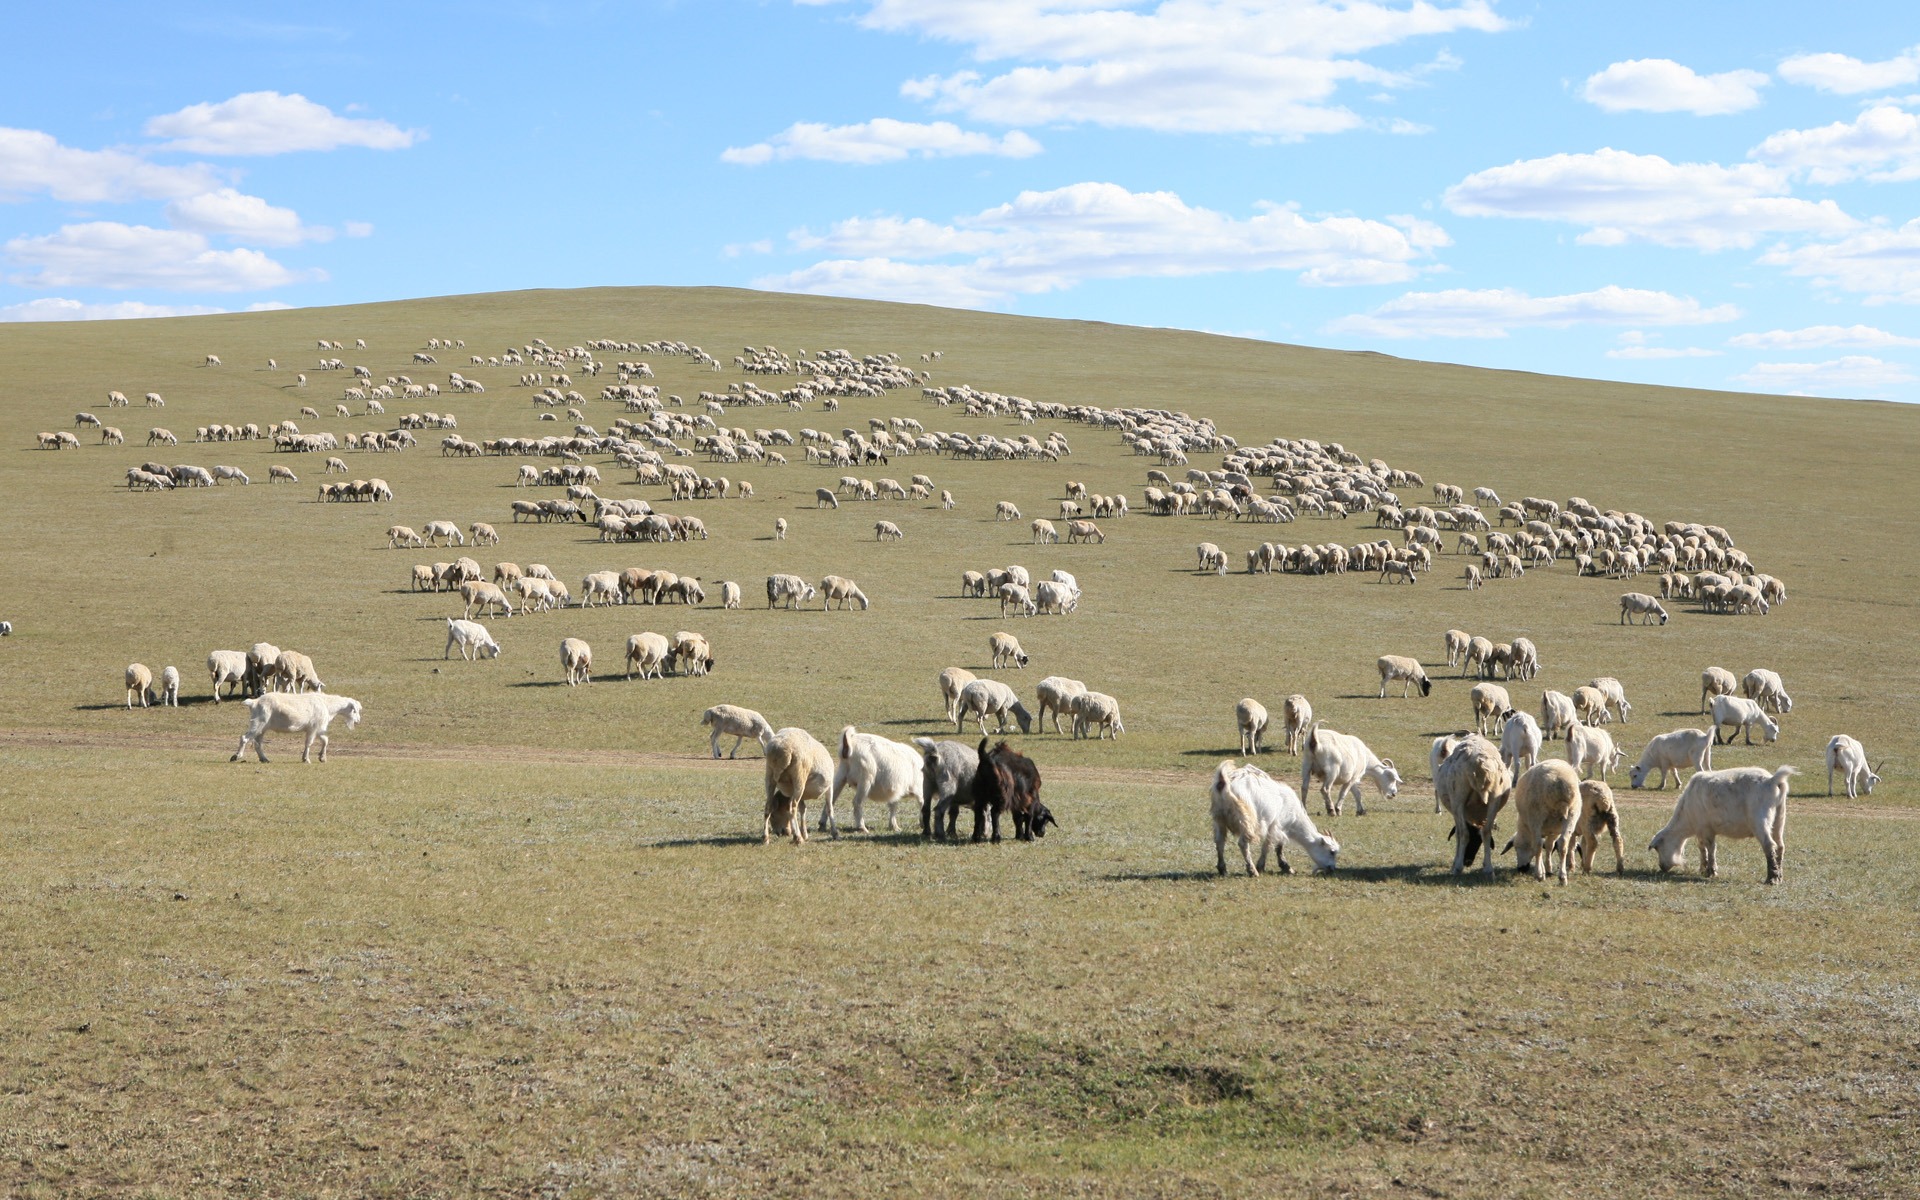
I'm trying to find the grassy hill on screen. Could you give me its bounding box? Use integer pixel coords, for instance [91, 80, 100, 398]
[0, 287, 1915, 1197]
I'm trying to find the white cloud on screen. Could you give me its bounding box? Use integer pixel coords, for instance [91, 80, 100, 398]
[1778, 47, 1920, 95]
[0, 126, 220, 202]
[164, 188, 330, 245]
[1606, 345, 1720, 359]
[1729, 324, 1920, 349]
[5, 222, 318, 291]
[1735, 355, 1916, 398]
[1443, 148, 1856, 250]
[1581, 59, 1768, 115]
[800, 0, 1508, 137]
[1750, 105, 1920, 184]
[145, 91, 417, 155]
[0, 297, 228, 322]
[1757, 219, 1920, 304]
[342, 221, 374, 238]
[755, 181, 1446, 307]
[722, 119, 1041, 164]
[1324, 285, 1741, 339]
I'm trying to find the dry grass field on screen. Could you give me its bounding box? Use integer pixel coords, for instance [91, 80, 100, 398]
[1, 286, 1917, 1197]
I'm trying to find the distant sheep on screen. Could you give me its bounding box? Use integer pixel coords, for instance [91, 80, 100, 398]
[1701, 668, 1739, 713]
[954, 678, 1032, 735]
[125, 663, 155, 709]
[1740, 668, 1793, 715]
[1281, 694, 1313, 755]
[444, 618, 501, 661]
[1069, 691, 1124, 741]
[158, 665, 181, 707]
[820, 575, 869, 610]
[1619, 592, 1669, 625]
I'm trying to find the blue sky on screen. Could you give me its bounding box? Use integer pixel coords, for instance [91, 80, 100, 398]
[6, 2, 1920, 400]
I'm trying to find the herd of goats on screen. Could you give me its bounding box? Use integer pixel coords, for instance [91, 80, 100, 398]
[28, 328, 1885, 887]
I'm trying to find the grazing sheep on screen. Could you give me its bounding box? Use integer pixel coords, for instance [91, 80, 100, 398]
[1462, 636, 1493, 678]
[1030, 518, 1058, 544]
[763, 727, 833, 844]
[1507, 760, 1583, 885]
[1710, 695, 1780, 746]
[914, 737, 979, 840]
[1464, 565, 1483, 589]
[700, 704, 773, 759]
[1035, 676, 1086, 735]
[1540, 689, 1577, 739]
[229, 693, 363, 763]
[875, 520, 904, 541]
[671, 631, 714, 676]
[207, 650, 247, 702]
[941, 490, 955, 510]
[971, 738, 1053, 842]
[1566, 721, 1623, 781]
[960, 570, 989, 598]
[815, 487, 839, 509]
[989, 631, 1029, 670]
[1195, 542, 1228, 575]
[995, 500, 1021, 521]
[998, 583, 1036, 617]
[560, 637, 592, 686]
[244, 643, 281, 697]
[388, 525, 425, 549]
[825, 726, 926, 836]
[820, 575, 870, 610]
[1236, 698, 1270, 755]
[1649, 765, 1795, 883]
[125, 663, 155, 709]
[1588, 676, 1633, 724]
[1500, 709, 1543, 774]
[766, 573, 816, 609]
[1210, 760, 1340, 876]
[1571, 685, 1611, 727]
[954, 678, 1032, 735]
[1281, 695, 1313, 755]
[624, 632, 671, 680]
[1741, 668, 1793, 715]
[1470, 682, 1511, 735]
[1069, 692, 1124, 741]
[444, 618, 501, 661]
[1629, 728, 1714, 789]
[1619, 592, 1669, 625]
[1376, 654, 1431, 698]
[938, 666, 979, 722]
[1824, 734, 1882, 799]
[1033, 580, 1077, 615]
[1300, 724, 1402, 816]
[1431, 732, 1510, 875]
[1443, 628, 1470, 668]
[1575, 780, 1626, 875]
[158, 665, 180, 707]
[270, 650, 324, 694]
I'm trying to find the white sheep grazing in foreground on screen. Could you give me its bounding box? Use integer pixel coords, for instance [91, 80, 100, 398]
[1575, 780, 1626, 875]
[1300, 724, 1402, 816]
[939, 667, 978, 722]
[1824, 734, 1882, 799]
[1431, 732, 1510, 876]
[700, 704, 774, 759]
[1210, 760, 1339, 877]
[1470, 682, 1510, 735]
[1506, 760, 1583, 885]
[230, 693, 363, 763]
[1070, 691, 1124, 740]
[763, 728, 833, 844]
[1376, 654, 1431, 698]
[989, 631, 1029, 670]
[1281, 695, 1313, 755]
[825, 726, 926, 837]
[954, 678, 1033, 734]
[560, 637, 592, 686]
[125, 663, 155, 709]
[1629, 728, 1714, 789]
[1035, 676, 1086, 734]
[1566, 721, 1623, 781]
[444, 618, 501, 661]
[1741, 668, 1793, 715]
[1710, 695, 1780, 746]
[1500, 709, 1543, 774]
[625, 632, 671, 680]
[1619, 592, 1669, 625]
[1540, 689, 1577, 739]
[1236, 698, 1270, 755]
[158, 665, 180, 707]
[207, 649, 247, 702]
[1649, 765, 1795, 883]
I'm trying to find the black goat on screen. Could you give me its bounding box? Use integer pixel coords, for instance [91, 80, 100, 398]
[971, 738, 1056, 843]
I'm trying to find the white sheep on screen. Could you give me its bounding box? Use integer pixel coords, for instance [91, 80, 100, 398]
[1575, 780, 1626, 874]
[1824, 735, 1881, 799]
[207, 649, 247, 702]
[1540, 689, 1577, 739]
[939, 666, 979, 722]
[1300, 724, 1402, 816]
[625, 632, 671, 680]
[560, 637, 593, 686]
[1699, 667, 1737, 713]
[763, 727, 833, 844]
[1195, 542, 1228, 575]
[1376, 654, 1431, 698]
[820, 575, 869, 610]
[1619, 592, 1669, 625]
[998, 582, 1036, 617]
[989, 631, 1029, 670]
[824, 726, 926, 837]
[1431, 732, 1510, 875]
[1443, 628, 1470, 668]
[1566, 721, 1623, 781]
[1710, 695, 1780, 746]
[1070, 691, 1124, 740]
[954, 679, 1032, 734]
[159, 665, 181, 707]
[444, 618, 501, 661]
[1470, 682, 1510, 735]
[700, 704, 774, 759]
[1500, 709, 1543, 773]
[1628, 728, 1714, 789]
[875, 520, 904, 541]
[230, 693, 363, 763]
[1740, 668, 1793, 715]
[1649, 765, 1795, 883]
[1281, 695, 1313, 755]
[720, 581, 742, 610]
[1035, 675, 1086, 734]
[1210, 760, 1340, 876]
[1236, 698, 1269, 755]
[1507, 760, 1583, 885]
[125, 663, 155, 709]
[995, 500, 1021, 521]
[1587, 676, 1633, 724]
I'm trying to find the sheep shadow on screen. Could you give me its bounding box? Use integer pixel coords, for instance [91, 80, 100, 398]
[641, 833, 767, 849]
[1098, 869, 1218, 883]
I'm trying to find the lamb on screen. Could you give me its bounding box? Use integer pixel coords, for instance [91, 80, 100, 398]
[971, 737, 1054, 842]
[1470, 682, 1510, 735]
[230, 693, 363, 763]
[1566, 721, 1623, 781]
[1507, 760, 1583, 885]
[125, 663, 156, 708]
[824, 726, 926, 836]
[763, 727, 832, 844]
[700, 704, 774, 759]
[1035, 676, 1087, 734]
[158, 665, 181, 707]
[1741, 668, 1793, 715]
[1649, 765, 1795, 883]
[819, 575, 870, 610]
[1210, 760, 1340, 876]
[989, 631, 1029, 670]
[954, 678, 1033, 735]
[766, 573, 816, 609]
[1236, 698, 1270, 755]
[1540, 689, 1577, 739]
[624, 632, 671, 680]
[1619, 592, 1669, 625]
[1281, 695, 1313, 755]
[207, 649, 247, 702]
[1629, 728, 1714, 789]
[1575, 780, 1627, 874]
[1710, 695, 1780, 746]
[1824, 734, 1882, 799]
[938, 666, 978, 722]
[560, 637, 592, 686]
[444, 618, 501, 661]
[1431, 732, 1511, 875]
[1500, 709, 1543, 774]
[388, 525, 425, 549]
[914, 737, 979, 840]
[1299, 723, 1402, 816]
[1376, 654, 1432, 698]
[1069, 691, 1124, 740]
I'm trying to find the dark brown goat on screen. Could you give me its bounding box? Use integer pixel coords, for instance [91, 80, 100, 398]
[972, 738, 1056, 843]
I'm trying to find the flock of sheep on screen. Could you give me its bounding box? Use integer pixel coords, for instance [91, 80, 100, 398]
[39, 324, 1885, 890]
